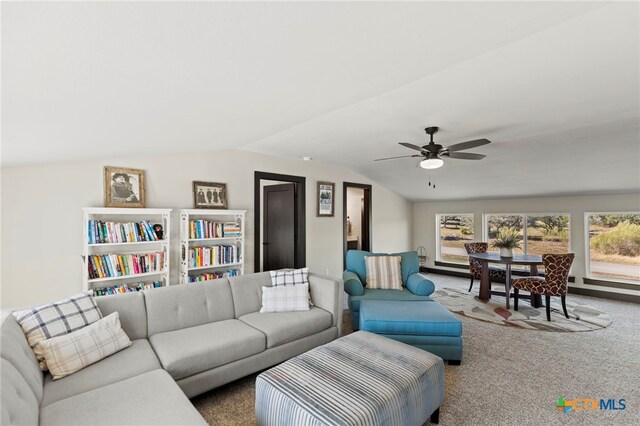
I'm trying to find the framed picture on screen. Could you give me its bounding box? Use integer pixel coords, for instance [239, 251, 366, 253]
[193, 181, 228, 209]
[104, 166, 145, 208]
[317, 181, 335, 217]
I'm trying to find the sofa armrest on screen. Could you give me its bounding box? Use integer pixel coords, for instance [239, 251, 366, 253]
[342, 271, 364, 296]
[406, 273, 435, 296]
[309, 274, 344, 332]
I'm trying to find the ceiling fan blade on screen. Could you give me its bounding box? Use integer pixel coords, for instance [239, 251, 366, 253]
[374, 154, 421, 162]
[399, 142, 427, 152]
[446, 138, 491, 152]
[446, 152, 486, 160]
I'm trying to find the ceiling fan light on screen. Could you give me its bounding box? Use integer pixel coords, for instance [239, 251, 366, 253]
[420, 157, 444, 169]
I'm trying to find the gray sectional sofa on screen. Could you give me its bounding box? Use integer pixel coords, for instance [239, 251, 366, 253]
[1, 272, 343, 425]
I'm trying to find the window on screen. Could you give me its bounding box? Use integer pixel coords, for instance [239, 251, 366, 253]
[436, 214, 474, 264]
[484, 214, 571, 270]
[586, 213, 640, 283]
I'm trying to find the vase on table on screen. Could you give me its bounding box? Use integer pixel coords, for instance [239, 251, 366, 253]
[500, 247, 513, 258]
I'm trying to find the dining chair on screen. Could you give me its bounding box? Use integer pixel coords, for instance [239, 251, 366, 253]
[512, 253, 575, 321]
[464, 242, 506, 292]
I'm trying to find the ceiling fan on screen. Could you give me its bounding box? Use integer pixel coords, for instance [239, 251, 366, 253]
[374, 126, 491, 169]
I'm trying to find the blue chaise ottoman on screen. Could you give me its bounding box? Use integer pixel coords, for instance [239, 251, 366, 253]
[359, 300, 463, 364]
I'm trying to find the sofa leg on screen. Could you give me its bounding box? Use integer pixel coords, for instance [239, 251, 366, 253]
[430, 407, 440, 424]
[448, 360, 461, 366]
[468, 277, 474, 292]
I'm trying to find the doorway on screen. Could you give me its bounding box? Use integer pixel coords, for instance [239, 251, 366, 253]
[254, 172, 306, 272]
[343, 182, 372, 267]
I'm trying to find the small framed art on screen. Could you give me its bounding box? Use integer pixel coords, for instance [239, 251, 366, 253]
[104, 166, 145, 208]
[193, 181, 228, 209]
[317, 181, 335, 217]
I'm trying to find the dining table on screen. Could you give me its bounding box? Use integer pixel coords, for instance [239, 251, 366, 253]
[468, 252, 544, 309]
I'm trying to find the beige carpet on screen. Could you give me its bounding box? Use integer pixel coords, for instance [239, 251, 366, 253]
[191, 274, 640, 425]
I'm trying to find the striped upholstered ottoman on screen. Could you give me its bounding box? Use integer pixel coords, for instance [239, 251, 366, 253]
[255, 331, 445, 425]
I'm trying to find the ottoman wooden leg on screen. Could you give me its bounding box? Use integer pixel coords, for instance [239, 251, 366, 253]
[448, 360, 461, 365]
[430, 407, 440, 424]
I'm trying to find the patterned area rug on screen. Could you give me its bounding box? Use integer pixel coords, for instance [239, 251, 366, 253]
[432, 287, 612, 331]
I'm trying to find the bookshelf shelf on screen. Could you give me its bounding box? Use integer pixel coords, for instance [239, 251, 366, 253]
[82, 207, 172, 296]
[179, 209, 246, 284]
[87, 270, 167, 283]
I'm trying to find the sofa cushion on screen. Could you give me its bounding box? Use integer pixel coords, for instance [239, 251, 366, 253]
[41, 339, 161, 407]
[349, 288, 433, 314]
[390, 251, 420, 284]
[149, 319, 265, 380]
[144, 279, 235, 336]
[228, 272, 273, 317]
[39, 369, 207, 426]
[40, 312, 132, 380]
[0, 359, 40, 426]
[270, 267, 309, 286]
[240, 306, 333, 348]
[260, 283, 310, 313]
[94, 291, 148, 340]
[13, 293, 103, 370]
[364, 255, 403, 289]
[0, 312, 44, 401]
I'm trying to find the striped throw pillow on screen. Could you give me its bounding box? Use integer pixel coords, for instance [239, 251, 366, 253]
[14, 293, 103, 370]
[365, 255, 403, 290]
[260, 283, 310, 313]
[40, 312, 131, 380]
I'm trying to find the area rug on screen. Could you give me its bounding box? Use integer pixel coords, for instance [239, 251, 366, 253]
[432, 287, 612, 331]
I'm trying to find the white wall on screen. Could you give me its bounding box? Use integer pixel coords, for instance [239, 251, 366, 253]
[413, 193, 640, 295]
[1, 149, 413, 308]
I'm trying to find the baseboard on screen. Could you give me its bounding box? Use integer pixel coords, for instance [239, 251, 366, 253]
[568, 287, 640, 303]
[423, 267, 638, 304]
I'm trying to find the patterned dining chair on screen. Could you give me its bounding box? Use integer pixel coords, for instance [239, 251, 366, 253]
[464, 242, 506, 292]
[512, 253, 575, 321]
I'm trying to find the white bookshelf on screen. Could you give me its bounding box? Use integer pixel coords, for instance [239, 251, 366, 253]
[179, 209, 246, 284]
[82, 207, 172, 296]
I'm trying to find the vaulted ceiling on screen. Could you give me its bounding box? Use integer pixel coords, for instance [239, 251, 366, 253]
[2, 1, 638, 200]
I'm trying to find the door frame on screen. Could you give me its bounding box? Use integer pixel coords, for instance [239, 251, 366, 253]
[343, 182, 372, 269]
[254, 171, 306, 272]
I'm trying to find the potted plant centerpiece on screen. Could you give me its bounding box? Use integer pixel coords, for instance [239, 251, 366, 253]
[491, 227, 522, 258]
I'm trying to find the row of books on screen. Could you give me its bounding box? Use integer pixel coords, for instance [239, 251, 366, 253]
[92, 281, 162, 297]
[189, 220, 241, 239]
[88, 220, 161, 244]
[187, 269, 240, 283]
[87, 252, 165, 279]
[188, 245, 239, 268]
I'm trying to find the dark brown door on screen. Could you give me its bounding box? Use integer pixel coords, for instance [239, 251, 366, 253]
[263, 183, 295, 270]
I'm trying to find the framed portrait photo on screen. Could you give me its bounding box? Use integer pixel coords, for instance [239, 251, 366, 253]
[317, 181, 335, 217]
[193, 181, 228, 209]
[104, 166, 145, 208]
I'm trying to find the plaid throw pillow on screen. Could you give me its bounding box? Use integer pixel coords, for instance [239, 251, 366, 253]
[270, 267, 309, 286]
[365, 255, 403, 290]
[14, 293, 103, 370]
[260, 283, 310, 313]
[40, 312, 131, 380]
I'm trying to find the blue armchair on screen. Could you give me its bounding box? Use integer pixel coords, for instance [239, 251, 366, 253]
[343, 250, 435, 329]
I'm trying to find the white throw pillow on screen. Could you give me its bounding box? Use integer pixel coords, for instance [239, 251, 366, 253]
[365, 255, 403, 290]
[13, 293, 103, 370]
[270, 267, 309, 286]
[39, 312, 131, 380]
[260, 283, 311, 313]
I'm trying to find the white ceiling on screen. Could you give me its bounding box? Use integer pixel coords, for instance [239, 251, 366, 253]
[2, 1, 639, 201]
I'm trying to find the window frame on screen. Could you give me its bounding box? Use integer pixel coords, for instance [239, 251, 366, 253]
[435, 213, 475, 265]
[482, 213, 572, 256]
[584, 211, 640, 285]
